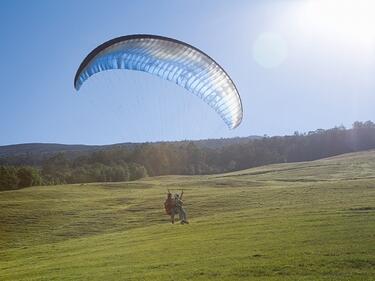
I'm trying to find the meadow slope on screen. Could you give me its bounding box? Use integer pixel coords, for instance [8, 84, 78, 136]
[1, 150, 374, 280]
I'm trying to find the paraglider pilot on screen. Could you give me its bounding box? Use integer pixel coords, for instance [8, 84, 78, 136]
[164, 191, 176, 224]
[175, 191, 189, 224]
[164, 190, 189, 224]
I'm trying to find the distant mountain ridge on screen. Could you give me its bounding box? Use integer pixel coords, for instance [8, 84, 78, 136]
[0, 143, 101, 158]
[0, 136, 262, 159]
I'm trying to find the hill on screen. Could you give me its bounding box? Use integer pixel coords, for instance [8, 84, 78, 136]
[0, 142, 133, 158]
[1, 150, 374, 280]
[0, 137, 262, 172]
[1, 122, 375, 189]
[0, 136, 261, 159]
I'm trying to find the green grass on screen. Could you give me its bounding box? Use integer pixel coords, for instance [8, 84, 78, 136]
[1, 150, 374, 280]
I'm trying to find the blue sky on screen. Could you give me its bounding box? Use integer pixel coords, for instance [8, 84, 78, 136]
[1, 0, 374, 145]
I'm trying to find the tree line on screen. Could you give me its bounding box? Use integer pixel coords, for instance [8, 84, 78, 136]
[0, 166, 42, 191]
[1, 121, 375, 190]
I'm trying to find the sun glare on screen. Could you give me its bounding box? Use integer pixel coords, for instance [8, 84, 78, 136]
[296, 0, 375, 55]
[253, 32, 288, 69]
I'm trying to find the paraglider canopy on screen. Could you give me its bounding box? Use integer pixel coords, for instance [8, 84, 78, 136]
[74, 34, 243, 129]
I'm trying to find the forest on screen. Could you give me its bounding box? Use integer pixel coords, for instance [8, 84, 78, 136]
[1, 120, 375, 190]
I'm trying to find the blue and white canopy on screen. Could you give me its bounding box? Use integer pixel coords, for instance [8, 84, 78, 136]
[74, 35, 243, 129]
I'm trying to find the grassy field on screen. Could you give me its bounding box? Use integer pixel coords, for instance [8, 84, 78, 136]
[1, 150, 374, 280]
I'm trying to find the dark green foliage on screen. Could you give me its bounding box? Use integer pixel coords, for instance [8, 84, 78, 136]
[39, 122, 375, 184]
[1, 121, 375, 189]
[128, 163, 148, 180]
[17, 167, 42, 188]
[0, 166, 19, 190]
[40, 151, 144, 185]
[0, 166, 42, 190]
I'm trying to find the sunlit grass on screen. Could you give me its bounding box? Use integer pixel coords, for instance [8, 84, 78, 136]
[1, 151, 374, 280]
